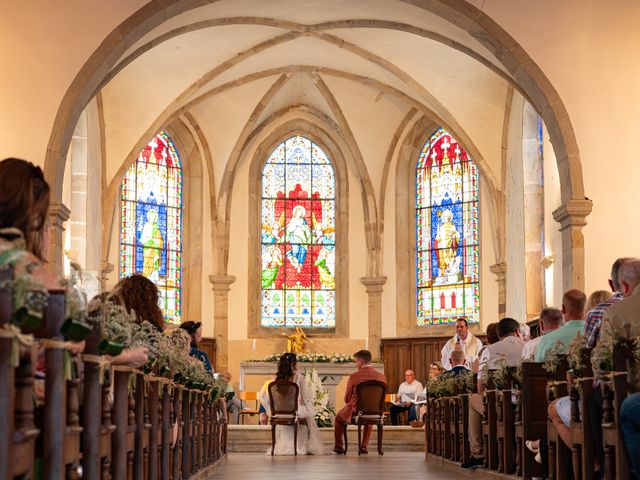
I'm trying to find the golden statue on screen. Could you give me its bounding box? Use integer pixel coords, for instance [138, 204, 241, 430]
[283, 326, 312, 353]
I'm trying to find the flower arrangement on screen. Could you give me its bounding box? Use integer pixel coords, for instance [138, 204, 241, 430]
[11, 274, 49, 331]
[304, 368, 335, 427]
[542, 342, 565, 374]
[87, 299, 136, 356]
[567, 332, 588, 376]
[249, 352, 355, 363]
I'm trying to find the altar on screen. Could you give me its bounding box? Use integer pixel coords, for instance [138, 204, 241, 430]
[239, 361, 385, 409]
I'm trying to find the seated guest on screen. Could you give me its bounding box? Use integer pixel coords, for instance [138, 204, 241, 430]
[179, 321, 213, 374]
[596, 260, 640, 478]
[472, 322, 499, 373]
[534, 289, 587, 362]
[585, 257, 632, 349]
[537, 290, 586, 454]
[441, 317, 483, 370]
[585, 290, 612, 313]
[113, 273, 165, 331]
[442, 349, 468, 377]
[334, 350, 386, 454]
[585, 258, 633, 473]
[463, 317, 524, 469]
[390, 369, 424, 425]
[417, 362, 445, 421]
[221, 372, 242, 424]
[521, 308, 563, 361]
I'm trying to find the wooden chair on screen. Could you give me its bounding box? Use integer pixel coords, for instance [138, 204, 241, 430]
[267, 380, 307, 456]
[238, 390, 260, 424]
[345, 380, 386, 456]
[383, 393, 395, 424]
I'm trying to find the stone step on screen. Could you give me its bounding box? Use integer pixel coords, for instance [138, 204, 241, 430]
[228, 425, 425, 453]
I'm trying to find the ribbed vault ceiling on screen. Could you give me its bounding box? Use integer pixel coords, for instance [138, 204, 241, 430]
[100, 0, 517, 191]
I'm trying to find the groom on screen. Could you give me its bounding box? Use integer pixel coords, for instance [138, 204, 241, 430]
[334, 350, 387, 454]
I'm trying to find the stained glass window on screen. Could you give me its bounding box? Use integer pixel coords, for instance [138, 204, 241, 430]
[416, 128, 479, 325]
[260, 136, 336, 328]
[120, 131, 183, 324]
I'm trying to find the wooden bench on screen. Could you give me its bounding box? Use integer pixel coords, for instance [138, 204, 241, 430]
[495, 367, 517, 474]
[482, 378, 499, 470]
[569, 348, 595, 480]
[547, 355, 570, 480]
[515, 362, 548, 479]
[601, 338, 635, 480]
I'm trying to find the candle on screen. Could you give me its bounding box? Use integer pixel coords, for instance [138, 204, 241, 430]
[252, 339, 256, 352]
[365, 338, 368, 350]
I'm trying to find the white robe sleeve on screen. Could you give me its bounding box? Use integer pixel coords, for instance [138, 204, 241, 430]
[441, 340, 453, 370]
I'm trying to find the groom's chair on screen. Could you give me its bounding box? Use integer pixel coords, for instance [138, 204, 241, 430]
[267, 380, 308, 456]
[345, 380, 386, 456]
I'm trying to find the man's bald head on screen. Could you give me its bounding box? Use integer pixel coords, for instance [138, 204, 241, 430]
[618, 260, 640, 297]
[562, 289, 587, 320]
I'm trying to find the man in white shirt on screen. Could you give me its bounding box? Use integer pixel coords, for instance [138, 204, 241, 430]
[440, 317, 483, 370]
[462, 317, 524, 469]
[521, 308, 563, 361]
[390, 370, 424, 425]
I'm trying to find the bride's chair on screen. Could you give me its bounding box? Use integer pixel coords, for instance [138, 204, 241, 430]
[267, 380, 308, 456]
[345, 380, 386, 456]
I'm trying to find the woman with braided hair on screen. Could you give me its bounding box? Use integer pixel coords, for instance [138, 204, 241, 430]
[260, 352, 325, 455]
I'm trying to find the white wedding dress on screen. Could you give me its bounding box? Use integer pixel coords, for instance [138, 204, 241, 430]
[260, 372, 326, 455]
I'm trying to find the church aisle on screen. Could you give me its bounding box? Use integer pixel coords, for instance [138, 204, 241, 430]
[208, 452, 463, 479]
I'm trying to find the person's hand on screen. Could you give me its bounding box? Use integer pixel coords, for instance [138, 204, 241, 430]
[109, 346, 148, 368]
[471, 358, 479, 374]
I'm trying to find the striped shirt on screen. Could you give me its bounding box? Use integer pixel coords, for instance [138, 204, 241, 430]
[584, 292, 623, 349]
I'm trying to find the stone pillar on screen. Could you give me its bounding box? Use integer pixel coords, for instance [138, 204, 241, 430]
[47, 201, 71, 278]
[489, 262, 507, 319]
[360, 276, 386, 359]
[209, 275, 236, 373]
[552, 199, 593, 291]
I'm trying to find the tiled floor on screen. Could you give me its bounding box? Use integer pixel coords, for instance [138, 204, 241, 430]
[210, 452, 466, 479]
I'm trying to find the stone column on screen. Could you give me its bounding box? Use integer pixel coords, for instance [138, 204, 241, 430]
[209, 275, 236, 373]
[552, 199, 593, 291]
[360, 276, 386, 359]
[47, 201, 71, 278]
[489, 262, 507, 318]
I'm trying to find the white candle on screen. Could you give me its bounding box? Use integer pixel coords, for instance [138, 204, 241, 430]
[365, 338, 368, 350]
[252, 339, 256, 352]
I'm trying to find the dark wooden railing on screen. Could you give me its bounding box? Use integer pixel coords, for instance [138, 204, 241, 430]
[0, 276, 227, 480]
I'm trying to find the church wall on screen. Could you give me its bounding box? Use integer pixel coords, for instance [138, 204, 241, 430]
[0, 0, 146, 166]
[476, 0, 640, 296]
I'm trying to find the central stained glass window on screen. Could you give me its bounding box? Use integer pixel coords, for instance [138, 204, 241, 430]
[416, 128, 479, 325]
[120, 131, 183, 324]
[260, 135, 336, 328]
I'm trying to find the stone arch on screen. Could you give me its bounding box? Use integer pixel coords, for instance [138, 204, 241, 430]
[44, 0, 589, 289]
[244, 111, 350, 338]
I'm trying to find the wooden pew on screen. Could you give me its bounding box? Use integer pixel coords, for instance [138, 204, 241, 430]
[495, 367, 517, 474]
[448, 396, 461, 462]
[569, 348, 595, 480]
[601, 338, 635, 480]
[459, 393, 472, 465]
[482, 378, 499, 470]
[547, 355, 570, 480]
[515, 362, 548, 480]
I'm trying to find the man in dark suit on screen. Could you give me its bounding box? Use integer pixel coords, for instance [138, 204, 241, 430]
[334, 350, 387, 454]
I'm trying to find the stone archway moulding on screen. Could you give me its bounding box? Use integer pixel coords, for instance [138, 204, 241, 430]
[44, 0, 590, 290]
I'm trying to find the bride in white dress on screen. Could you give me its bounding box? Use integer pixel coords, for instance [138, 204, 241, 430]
[260, 353, 326, 455]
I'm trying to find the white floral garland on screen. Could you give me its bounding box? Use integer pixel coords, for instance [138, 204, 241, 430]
[249, 352, 355, 364]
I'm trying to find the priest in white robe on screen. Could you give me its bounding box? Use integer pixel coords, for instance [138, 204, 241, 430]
[440, 317, 483, 370]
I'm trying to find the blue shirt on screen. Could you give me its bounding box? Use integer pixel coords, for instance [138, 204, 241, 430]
[190, 345, 213, 374]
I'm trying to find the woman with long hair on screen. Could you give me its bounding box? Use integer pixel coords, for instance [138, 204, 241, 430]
[260, 352, 325, 455]
[0, 158, 57, 288]
[113, 273, 165, 331]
